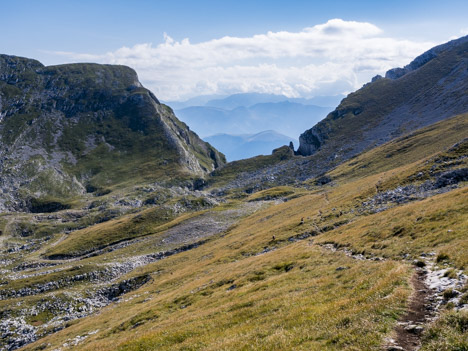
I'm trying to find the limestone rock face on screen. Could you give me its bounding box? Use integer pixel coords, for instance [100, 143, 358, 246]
[0, 55, 225, 211]
[297, 35, 468, 161]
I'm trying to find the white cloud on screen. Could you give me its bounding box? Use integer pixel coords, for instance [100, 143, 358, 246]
[449, 28, 468, 40]
[51, 19, 435, 101]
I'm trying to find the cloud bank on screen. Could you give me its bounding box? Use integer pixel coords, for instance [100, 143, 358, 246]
[53, 19, 435, 101]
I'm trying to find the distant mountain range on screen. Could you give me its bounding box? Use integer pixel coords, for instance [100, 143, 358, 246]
[204, 130, 298, 161]
[163, 92, 342, 160]
[175, 101, 332, 139]
[164, 93, 343, 111]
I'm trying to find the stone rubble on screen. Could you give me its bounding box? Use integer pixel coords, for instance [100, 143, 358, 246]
[424, 260, 467, 312]
[0, 275, 150, 351]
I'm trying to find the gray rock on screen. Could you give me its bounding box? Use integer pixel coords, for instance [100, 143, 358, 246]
[404, 324, 424, 334]
[386, 346, 405, 351]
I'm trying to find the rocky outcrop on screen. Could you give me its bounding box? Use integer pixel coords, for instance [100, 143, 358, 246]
[297, 35, 468, 160]
[0, 55, 225, 211]
[297, 123, 328, 156]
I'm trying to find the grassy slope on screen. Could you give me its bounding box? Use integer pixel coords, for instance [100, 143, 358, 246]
[44, 207, 181, 259]
[327, 113, 468, 182]
[19, 114, 468, 350]
[24, 201, 412, 350]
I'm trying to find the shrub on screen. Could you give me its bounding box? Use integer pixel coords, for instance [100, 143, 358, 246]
[443, 289, 458, 300]
[414, 260, 426, 268]
[273, 262, 295, 272]
[436, 253, 450, 263]
[443, 269, 457, 279]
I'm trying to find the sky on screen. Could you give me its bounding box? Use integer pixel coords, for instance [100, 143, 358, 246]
[2, 0, 468, 101]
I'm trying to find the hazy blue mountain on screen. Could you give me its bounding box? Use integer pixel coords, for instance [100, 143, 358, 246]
[204, 93, 344, 110]
[165, 93, 343, 140]
[175, 101, 332, 138]
[165, 93, 343, 111]
[162, 94, 228, 109]
[205, 93, 290, 110]
[289, 95, 344, 107]
[204, 130, 298, 161]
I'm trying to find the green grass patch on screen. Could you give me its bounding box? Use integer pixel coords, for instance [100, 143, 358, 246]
[421, 310, 468, 351]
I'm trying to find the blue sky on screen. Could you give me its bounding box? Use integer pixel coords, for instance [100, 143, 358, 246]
[2, 0, 467, 100]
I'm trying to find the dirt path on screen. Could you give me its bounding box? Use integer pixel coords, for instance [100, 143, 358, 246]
[318, 243, 465, 351]
[388, 268, 432, 350]
[317, 243, 434, 351]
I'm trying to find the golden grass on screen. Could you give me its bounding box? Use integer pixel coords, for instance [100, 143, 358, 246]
[17, 115, 468, 351]
[420, 310, 468, 350]
[316, 187, 468, 269]
[328, 113, 468, 182]
[23, 150, 467, 350]
[24, 241, 411, 351]
[247, 186, 300, 201]
[44, 207, 198, 258]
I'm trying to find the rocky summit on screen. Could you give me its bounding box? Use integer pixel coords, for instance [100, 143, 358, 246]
[297, 35, 468, 160]
[0, 55, 224, 212]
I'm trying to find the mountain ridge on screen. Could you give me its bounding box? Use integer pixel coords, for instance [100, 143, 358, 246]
[164, 93, 343, 110]
[297, 35, 468, 161]
[385, 35, 468, 79]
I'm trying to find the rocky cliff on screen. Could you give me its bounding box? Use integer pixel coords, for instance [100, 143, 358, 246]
[0, 55, 225, 211]
[297, 35, 468, 159]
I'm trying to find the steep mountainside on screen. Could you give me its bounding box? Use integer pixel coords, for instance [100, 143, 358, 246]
[0, 55, 224, 212]
[297, 35, 468, 160]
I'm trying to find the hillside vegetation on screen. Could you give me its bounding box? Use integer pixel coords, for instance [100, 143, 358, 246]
[0, 112, 464, 351]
